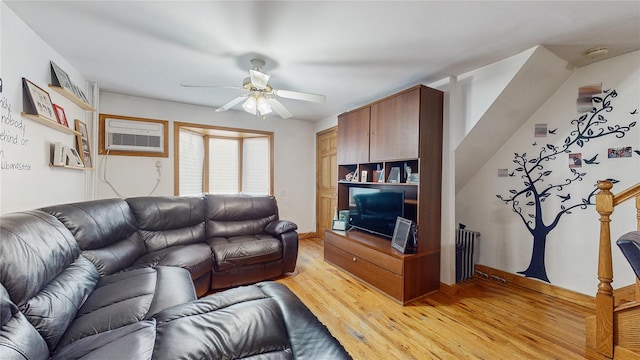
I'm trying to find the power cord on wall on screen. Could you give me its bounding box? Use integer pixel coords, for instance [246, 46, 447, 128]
[99, 149, 162, 198]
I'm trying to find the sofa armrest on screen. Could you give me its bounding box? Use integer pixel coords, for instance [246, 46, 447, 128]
[264, 220, 298, 273]
[264, 220, 298, 236]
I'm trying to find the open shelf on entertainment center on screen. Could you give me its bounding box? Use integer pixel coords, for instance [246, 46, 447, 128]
[324, 229, 440, 304]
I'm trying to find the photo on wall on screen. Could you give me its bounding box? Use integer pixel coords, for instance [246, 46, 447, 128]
[608, 146, 632, 159]
[534, 123, 547, 137]
[568, 153, 582, 168]
[577, 83, 602, 113]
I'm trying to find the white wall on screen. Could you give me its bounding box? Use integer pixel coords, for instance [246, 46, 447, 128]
[457, 47, 536, 141]
[98, 92, 317, 232]
[457, 51, 640, 295]
[1, 3, 93, 214]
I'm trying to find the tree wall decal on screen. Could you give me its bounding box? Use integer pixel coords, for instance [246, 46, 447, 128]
[496, 89, 636, 282]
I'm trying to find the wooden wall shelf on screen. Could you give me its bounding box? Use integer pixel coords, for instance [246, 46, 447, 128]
[22, 113, 81, 136]
[49, 163, 93, 171]
[48, 85, 95, 111]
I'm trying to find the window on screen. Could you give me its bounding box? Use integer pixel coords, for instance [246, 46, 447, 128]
[175, 123, 273, 196]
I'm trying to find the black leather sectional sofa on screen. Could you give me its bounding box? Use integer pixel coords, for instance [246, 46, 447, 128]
[0, 195, 351, 359]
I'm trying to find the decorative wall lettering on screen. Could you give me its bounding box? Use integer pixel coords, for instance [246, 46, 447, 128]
[496, 88, 637, 282]
[1, 91, 32, 171]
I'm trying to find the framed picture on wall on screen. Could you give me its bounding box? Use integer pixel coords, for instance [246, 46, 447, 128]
[75, 119, 93, 169]
[22, 78, 56, 121]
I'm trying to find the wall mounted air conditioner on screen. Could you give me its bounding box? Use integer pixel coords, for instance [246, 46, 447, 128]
[105, 118, 164, 153]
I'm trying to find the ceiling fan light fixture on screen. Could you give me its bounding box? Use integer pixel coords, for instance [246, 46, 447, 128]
[242, 95, 257, 115]
[250, 69, 270, 89]
[257, 96, 272, 115]
[185, 58, 324, 119]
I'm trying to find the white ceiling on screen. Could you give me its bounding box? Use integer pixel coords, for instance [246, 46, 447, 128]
[6, 1, 640, 121]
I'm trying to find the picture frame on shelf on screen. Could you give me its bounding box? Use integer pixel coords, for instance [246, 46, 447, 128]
[67, 147, 84, 167]
[74, 119, 93, 168]
[361, 170, 368, 182]
[388, 167, 401, 183]
[338, 210, 350, 222]
[23, 78, 56, 121]
[50, 61, 73, 91]
[72, 83, 89, 104]
[53, 104, 69, 127]
[373, 170, 383, 183]
[52, 142, 68, 166]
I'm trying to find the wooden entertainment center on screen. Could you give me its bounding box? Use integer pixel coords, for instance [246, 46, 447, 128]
[324, 84, 443, 304]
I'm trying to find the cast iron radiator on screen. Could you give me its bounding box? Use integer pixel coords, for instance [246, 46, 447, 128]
[455, 228, 480, 282]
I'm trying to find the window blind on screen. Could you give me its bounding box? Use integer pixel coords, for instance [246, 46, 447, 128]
[242, 137, 270, 195]
[179, 130, 204, 196]
[208, 137, 239, 194]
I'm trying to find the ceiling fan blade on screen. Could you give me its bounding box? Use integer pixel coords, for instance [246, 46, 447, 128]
[273, 89, 326, 103]
[180, 84, 242, 90]
[249, 70, 270, 90]
[267, 98, 293, 119]
[215, 95, 248, 112]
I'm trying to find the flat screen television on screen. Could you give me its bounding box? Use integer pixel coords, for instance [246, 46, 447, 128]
[348, 187, 404, 238]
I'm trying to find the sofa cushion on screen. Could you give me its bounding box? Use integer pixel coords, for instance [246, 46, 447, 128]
[206, 194, 279, 238]
[208, 234, 282, 272]
[41, 199, 146, 276]
[259, 282, 352, 360]
[52, 320, 156, 360]
[151, 282, 351, 360]
[126, 196, 206, 252]
[0, 283, 49, 360]
[57, 266, 195, 348]
[130, 243, 213, 280]
[0, 210, 101, 350]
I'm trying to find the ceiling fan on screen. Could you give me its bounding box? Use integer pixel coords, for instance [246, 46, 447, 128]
[181, 59, 326, 119]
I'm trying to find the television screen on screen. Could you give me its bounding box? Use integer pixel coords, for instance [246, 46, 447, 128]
[348, 187, 404, 238]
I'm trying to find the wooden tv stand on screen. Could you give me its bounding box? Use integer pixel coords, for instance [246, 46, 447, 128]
[324, 229, 440, 304]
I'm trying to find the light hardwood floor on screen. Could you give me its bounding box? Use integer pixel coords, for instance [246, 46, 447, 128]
[277, 238, 593, 359]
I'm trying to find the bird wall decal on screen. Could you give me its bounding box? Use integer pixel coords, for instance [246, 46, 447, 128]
[583, 154, 599, 164]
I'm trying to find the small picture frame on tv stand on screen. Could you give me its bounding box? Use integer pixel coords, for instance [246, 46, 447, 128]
[332, 219, 348, 231]
[391, 217, 416, 254]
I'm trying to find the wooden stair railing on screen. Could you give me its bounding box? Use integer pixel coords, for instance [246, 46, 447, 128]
[593, 180, 640, 358]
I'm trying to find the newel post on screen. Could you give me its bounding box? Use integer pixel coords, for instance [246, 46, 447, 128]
[595, 180, 614, 358]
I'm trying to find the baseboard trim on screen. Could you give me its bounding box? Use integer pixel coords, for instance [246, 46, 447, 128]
[475, 264, 595, 310]
[439, 282, 459, 296]
[298, 232, 316, 240]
